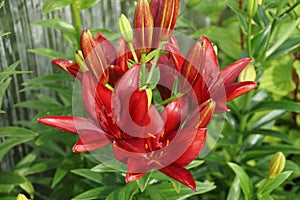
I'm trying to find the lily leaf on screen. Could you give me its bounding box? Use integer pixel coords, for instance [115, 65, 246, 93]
[43, 0, 74, 13]
[267, 36, 300, 59]
[228, 162, 254, 200]
[257, 171, 293, 195]
[227, 176, 241, 200]
[0, 172, 26, 185]
[72, 186, 116, 200]
[28, 48, 70, 60]
[78, 0, 101, 9]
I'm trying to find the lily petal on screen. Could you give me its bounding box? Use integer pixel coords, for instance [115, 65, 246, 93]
[125, 172, 146, 182]
[161, 96, 189, 139]
[173, 128, 207, 166]
[80, 30, 108, 81]
[96, 32, 117, 65]
[38, 116, 98, 134]
[72, 129, 111, 152]
[226, 81, 258, 101]
[221, 58, 253, 85]
[159, 164, 196, 191]
[51, 59, 82, 81]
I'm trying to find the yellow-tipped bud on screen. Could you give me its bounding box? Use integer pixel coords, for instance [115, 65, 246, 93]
[75, 50, 88, 72]
[119, 14, 133, 43]
[16, 194, 28, 200]
[268, 151, 286, 179]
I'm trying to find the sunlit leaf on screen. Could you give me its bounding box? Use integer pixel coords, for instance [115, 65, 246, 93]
[43, 0, 74, 13]
[227, 176, 241, 200]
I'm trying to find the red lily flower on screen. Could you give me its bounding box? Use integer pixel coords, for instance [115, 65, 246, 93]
[39, 0, 258, 191]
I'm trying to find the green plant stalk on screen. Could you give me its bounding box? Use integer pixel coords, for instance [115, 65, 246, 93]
[71, 3, 81, 44]
[247, 18, 253, 58]
[141, 53, 147, 85]
[159, 93, 183, 106]
[128, 43, 139, 63]
[146, 41, 165, 84]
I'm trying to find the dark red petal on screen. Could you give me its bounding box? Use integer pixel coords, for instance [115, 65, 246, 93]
[129, 89, 149, 126]
[106, 65, 125, 87]
[221, 58, 253, 85]
[173, 128, 207, 166]
[117, 37, 132, 72]
[159, 164, 196, 191]
[82, 72, 99, 122]
[181, 39, 206, 87]
[184, 99, 215, 129]
[161, 96, 189, 140]
[38, 116, 97, 134]
[72, 129, 111, 152]
[226, 81, 258, 101]
[200, 36, 219, 69]
[51, 59, 82, 81]
[96, 32, 117, 65]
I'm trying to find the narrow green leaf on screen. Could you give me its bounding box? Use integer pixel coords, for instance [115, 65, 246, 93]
[251, 100, 300, 113]
[0, 172, 25, 185]
[91, 163, 123, 173]
[266, 18, 300, 57]
[227, 176, 241, 200]
[228, 5, 247, 34]
[0, 1, 5, 9]
[0, 127, 39, 137]
[32, 19, 76, 38]
[252, 24, 271, 59]
[117, 182, 139, 200]
[0, 32, 10, 37]
[248, 129, 292, 144]
[43, 0, 74, 13]
[228, 162, 254, 200]
[0, 60, 21, 83]
[268, 36, 300, 59]
[71, 169, 103, 184]
[186, 160, 205, 169]
[51, 168, 68, 188]
[158, 181, 215, 200]
[0, 78, 12, 111]
[20, 180, 34, 199]
[0, 137, 34, 162]
[250, 110, 285, 130]
[258, 171, 292, 195]
[78, 0, 101, 9]
[72, 186, 116, 200]
[145, 186, 168, 200]
[136, 171, 153, 192]
[28, 48, 69, 60]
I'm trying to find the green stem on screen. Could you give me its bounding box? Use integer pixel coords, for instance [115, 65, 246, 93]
[146, 41, 165, 84]
[246, 18, 253, 57]
[159, 93, 183, 106]
[70, 3, 81, 45]
[141, 53, 146, 84]
[128, 43, 139, 63]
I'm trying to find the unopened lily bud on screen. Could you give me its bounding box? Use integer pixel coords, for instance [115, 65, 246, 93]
[80, 29, 107, 81]
[16, 194, 28, 200]
[269, 151, 286, 179]
[181, 39, 205, 87]
[134, 0, 154, 53]
[248, 0, 258, 17]
[119, 14, 133, 43]
[150, 0, 180, 41]
[75, 50, 88, 72]
[186, 0, 201, 9]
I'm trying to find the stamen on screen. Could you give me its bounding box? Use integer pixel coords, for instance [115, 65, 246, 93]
[148, 133, 156, 138]
[166, 139, 170, 147]
[145, 143, 149, 150]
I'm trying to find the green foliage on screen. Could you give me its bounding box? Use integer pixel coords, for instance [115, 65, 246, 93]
[1, 0, 300, 199]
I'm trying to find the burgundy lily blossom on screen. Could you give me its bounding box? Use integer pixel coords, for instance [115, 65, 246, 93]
[39, 0, 258, 191]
